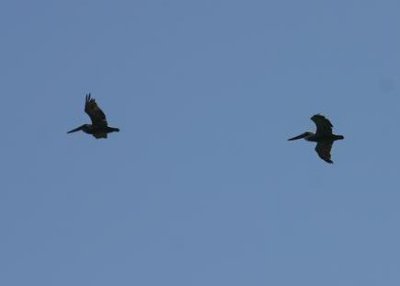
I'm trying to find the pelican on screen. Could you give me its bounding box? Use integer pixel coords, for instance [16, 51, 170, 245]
[288, 114, 344, 163]
[67, 94, 120, 139]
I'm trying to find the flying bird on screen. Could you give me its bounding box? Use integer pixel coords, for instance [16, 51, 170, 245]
[288, 114, 344, 163]
[67, 94, 120, 139]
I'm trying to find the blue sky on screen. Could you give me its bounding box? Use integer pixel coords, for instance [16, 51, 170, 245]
[1, 0, 400, 285]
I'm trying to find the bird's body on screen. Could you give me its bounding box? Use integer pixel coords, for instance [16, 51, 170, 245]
[288, 114, 343, 163]
[67, 94, 119, 139]
[296, 131, 344, 143]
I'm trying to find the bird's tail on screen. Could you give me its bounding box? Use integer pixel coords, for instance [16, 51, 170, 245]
[335, 135, 344, 140]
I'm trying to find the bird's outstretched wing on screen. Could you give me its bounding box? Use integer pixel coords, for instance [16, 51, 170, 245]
[315, 141, 334, 163]
[93, 132, 108, 139]
[85, 94, 108, 127]
[311, 114, 333, 137]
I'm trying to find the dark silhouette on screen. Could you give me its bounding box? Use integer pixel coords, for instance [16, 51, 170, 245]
[67, 94, 120, 139]
[288, 114, 344, 163]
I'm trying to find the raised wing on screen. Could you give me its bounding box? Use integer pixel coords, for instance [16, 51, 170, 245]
[315, 141, 334, 163]
[311, 114, 333, 137]
[85, 94, 108, 127]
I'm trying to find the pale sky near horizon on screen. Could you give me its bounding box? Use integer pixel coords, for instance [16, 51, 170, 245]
[1, 1, 400, 285]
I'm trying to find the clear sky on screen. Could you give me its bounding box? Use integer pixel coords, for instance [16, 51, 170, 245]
[1, 0, 399, 285]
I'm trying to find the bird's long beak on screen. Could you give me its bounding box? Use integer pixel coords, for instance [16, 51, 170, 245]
[288, 132, 308, 141]
[67, 125, 84, 134]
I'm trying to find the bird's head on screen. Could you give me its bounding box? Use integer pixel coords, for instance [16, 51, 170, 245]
[288, 132, 313, 141]
[67, 124, 91, 134]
